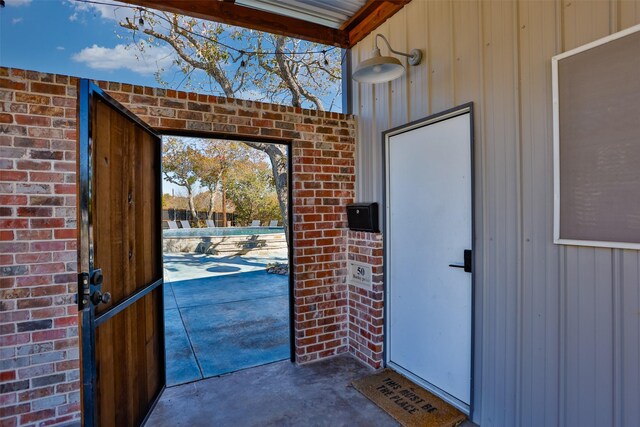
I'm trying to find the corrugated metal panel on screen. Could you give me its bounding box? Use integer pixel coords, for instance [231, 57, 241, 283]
[235, 0, 366, 28]
[351, 1, 640, 426]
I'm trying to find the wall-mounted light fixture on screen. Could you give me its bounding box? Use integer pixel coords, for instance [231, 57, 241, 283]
[352, 34, 422, 84]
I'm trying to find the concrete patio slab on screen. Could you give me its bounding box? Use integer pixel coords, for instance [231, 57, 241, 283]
[170, 270, 288, 309]
[164, 308, 201, 386]
[181, 295, 290, 378]
[162, 252, 290, 386]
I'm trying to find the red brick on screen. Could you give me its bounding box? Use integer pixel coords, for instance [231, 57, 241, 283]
[0, 255, 13, 267]
[0, 221, 29, 229]
[17, 297, 51, 309]
[32, 329, 66, 342]
[0, 371, 17, 382]
[53, 317, 77, 328]
[0, 333, 30, 346]
[54, 184, 75, 194]
[19, 409, 56, 424]
[159, 118, 186, 128]
[13, 137, 50, 149]
[1, 171, 28, 181]
[15, 275, 52, 287]
[30, 172, 64, 182]
[53, 229, 76, 239]
[15, 92, 51, 105]
[17, 207, 52, 217]
[14, 115, 51, 127]
[30, 307, 66, 320]
[16, 160, 51, 171]
[0, 78, 26, 90]
[55, 361, 79, 373]
[29, 196, 64, 207]
[30, 82, 65, 95]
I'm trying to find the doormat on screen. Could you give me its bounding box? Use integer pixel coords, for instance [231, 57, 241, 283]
[352, 369, 467, 427]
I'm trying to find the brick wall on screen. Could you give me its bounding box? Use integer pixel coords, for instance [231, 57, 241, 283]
[0, 69, 80, 427]
[0, 67, 356, 426]
[347, 231, 384, 368]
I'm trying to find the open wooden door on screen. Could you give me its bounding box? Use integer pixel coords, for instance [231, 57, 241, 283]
[77, 80, 165, 427]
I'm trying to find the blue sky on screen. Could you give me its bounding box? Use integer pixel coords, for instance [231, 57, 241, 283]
[0, 0, 182, 87]
[0, 0, 342, 109]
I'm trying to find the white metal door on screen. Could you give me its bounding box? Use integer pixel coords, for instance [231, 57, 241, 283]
[385, 108, 472, 411]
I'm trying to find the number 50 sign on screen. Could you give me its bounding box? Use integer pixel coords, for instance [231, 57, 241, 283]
[349, 260, 372, 289]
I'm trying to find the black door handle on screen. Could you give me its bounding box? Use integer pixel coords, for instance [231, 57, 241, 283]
[449, 249, 472, 273]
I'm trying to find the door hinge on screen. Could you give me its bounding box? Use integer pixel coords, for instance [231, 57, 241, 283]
[78, 272, 90, 310]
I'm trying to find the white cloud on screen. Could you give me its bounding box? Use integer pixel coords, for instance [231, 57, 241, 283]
[11, 17, 23, 24]
[73, 43, 175, 75]
[5, 0, 32, 6]
[56, 46, 66, 51]
[69, 0, 133, 22]
[235, 88, 266, 102]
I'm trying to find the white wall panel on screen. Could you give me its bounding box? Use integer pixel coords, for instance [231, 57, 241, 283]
[351, 1, 640, 425]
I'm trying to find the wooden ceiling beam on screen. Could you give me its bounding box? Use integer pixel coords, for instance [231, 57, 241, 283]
[122, 0, 350, 47]
[119, 0, 410, 49]
[344, 0, 411, 47]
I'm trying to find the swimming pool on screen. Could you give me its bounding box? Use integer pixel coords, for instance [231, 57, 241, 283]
[163, 226, 284, 238]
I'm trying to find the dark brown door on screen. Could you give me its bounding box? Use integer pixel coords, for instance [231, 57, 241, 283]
[78, 80, 164, 427]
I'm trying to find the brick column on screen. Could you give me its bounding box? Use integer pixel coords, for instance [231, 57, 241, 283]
[347, 230, 384, 368]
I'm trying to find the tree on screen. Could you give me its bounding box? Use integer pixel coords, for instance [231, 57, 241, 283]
[120, 10, 340, 243]
[193, 139, 248, 221]
[226, 158, 280, 227]
[162, 138, 200, 219]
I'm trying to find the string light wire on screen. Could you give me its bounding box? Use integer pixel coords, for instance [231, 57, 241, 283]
[69, 0, 340, 58]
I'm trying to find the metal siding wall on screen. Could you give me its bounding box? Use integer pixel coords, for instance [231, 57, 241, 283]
[352, 1, 640, 426]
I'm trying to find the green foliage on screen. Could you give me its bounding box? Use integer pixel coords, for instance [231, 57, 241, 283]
[226, 159, 281, 226]
[162, 138, 200, 190]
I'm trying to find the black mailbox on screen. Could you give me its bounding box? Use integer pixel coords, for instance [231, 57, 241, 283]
[346, 203, 379, 233]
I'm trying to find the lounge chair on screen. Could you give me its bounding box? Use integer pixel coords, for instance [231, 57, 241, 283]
[167, 221, 179, 230]
[250, 220, 261, 227]
[269, 220, 279, 227]
[205, 220, 216, 228]
[179, 220, 191, 229]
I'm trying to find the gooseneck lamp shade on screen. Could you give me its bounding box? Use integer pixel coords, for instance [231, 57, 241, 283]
[352, 48, 404, 83]
[352, 34, 422, 84]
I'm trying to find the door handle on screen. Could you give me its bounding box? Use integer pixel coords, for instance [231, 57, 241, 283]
[91, 290, 112, 306]
[448, 249, 472, 273]
[89, 269, 111, 305]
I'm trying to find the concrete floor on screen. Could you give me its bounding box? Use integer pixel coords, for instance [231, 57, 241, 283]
[147, 354, 400, 427]
[147, 354, 479, 427]
[163, 252, 290, 386]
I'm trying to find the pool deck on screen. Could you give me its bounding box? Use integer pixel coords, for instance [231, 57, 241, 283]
[163, 249, 290, 386]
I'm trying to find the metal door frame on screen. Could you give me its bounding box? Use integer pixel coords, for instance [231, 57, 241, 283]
[160, 129, 296, 363]
[77, 79, 166, 427]
[381, 102, 476, 414]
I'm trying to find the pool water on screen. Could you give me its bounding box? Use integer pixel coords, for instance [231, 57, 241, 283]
[163, 227, 284, 238]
